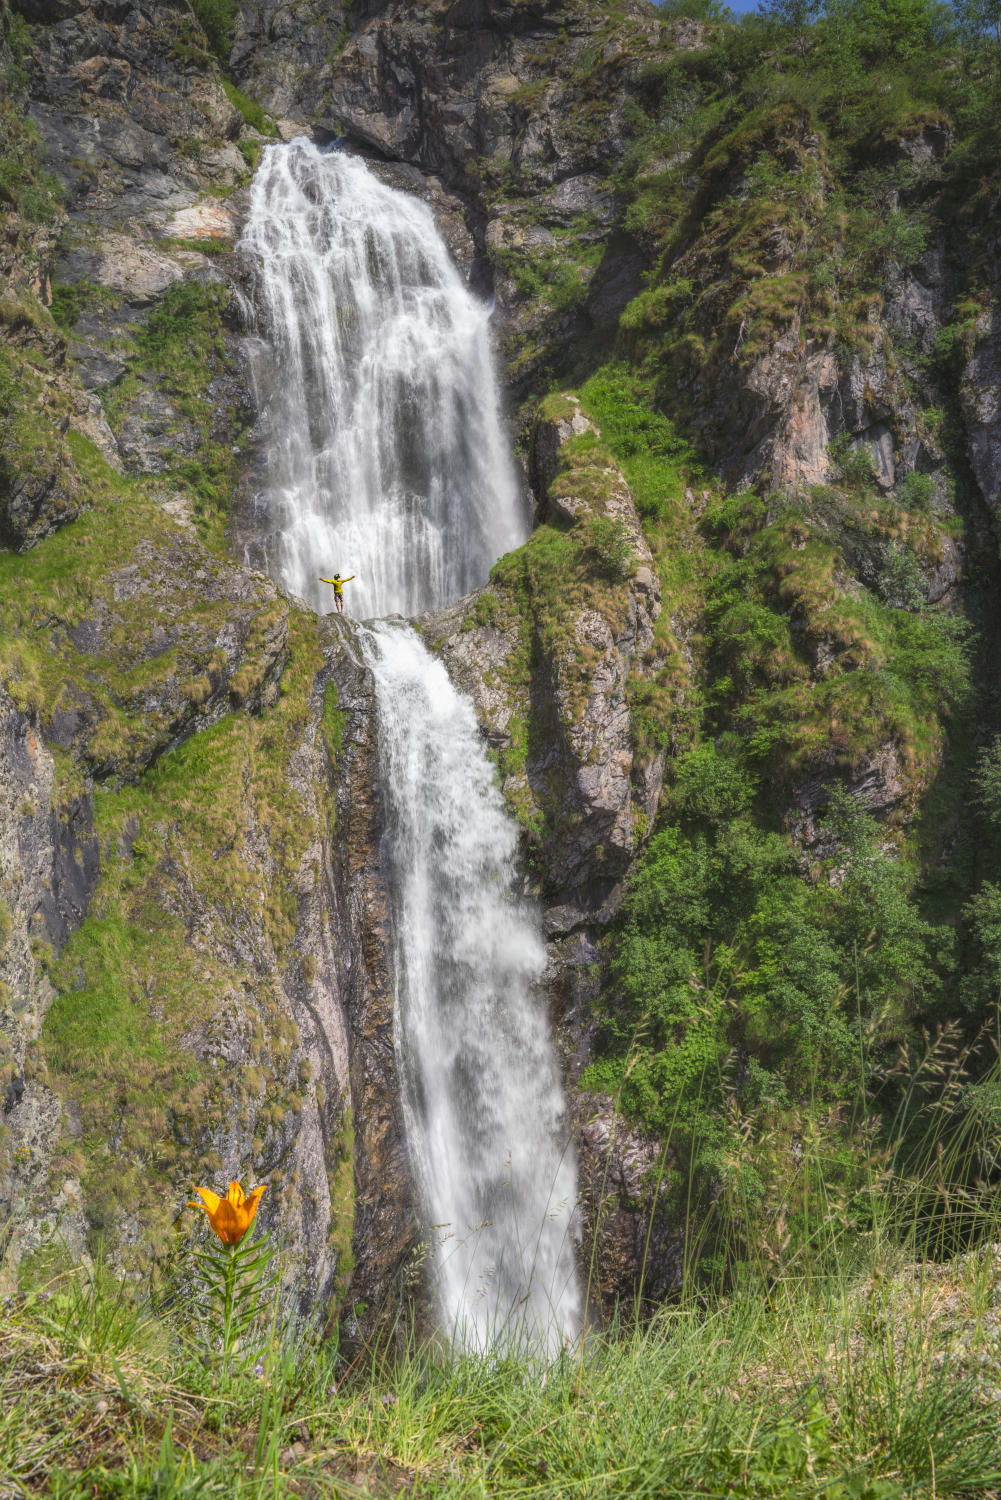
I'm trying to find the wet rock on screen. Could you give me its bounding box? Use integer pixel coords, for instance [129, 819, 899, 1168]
[316, 617, 420, 1334]
[360, 156, 481, 281]
[962, 304, 1001, 515]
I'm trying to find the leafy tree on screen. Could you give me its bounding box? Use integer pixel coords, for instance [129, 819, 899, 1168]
[757, 0, 821, 58]
[959, 883, 1001, 1016]
[819, 785, 942, 1013]
[839, 0, 954, 55]
[759, 0, 822, 28]
[660, 0, 736, 20]
[972, 737, 1001, 834]
[818, 0, 864, 115]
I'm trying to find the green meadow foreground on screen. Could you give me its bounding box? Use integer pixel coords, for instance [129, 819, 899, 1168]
[4, 1242, 1001, 1499]
[5, 1052, 1001, 1500]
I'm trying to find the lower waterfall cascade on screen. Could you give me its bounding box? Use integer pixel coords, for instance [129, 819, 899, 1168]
[361, 622, 581, 1348]
[240, 138, 528, 620]
[248, 140, 581, 1345]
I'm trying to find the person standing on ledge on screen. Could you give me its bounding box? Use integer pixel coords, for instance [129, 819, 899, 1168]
[319, 573, 355, 614]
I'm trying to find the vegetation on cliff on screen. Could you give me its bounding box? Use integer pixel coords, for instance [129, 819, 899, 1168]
[482, 0, 1001, 1292]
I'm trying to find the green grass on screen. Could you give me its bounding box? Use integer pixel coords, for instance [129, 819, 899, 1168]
[222, 79, 279, 138]
[5, 1119, 1001, 1500]
[7, 1001, 1001, 1499]
[578, 365, 693, 523]
[49, 281, 123, 333]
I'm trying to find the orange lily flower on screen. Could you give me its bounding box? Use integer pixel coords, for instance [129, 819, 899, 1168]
[188, 1180, 268, 1245]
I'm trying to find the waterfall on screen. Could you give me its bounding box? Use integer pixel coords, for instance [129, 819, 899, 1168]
[246, 139, 580, 1347]
[360, 621, 580, 1349]
[240, 139, 528, 619]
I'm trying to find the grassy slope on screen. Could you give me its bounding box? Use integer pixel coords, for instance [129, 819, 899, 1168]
[5, 1218, 1001, 1497]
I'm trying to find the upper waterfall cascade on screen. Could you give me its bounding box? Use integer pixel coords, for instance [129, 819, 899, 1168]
[240, 139, 528, 619]
[361, 622, 581, 1348]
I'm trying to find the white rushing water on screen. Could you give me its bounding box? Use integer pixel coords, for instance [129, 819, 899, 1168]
[240, 139, 528, 619]
[248, 138, 580, 1347]
[360, 621, 581, 1349]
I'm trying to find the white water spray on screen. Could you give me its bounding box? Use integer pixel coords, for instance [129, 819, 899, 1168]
[361, 621, 581, 1348]
[240, 139, 528, 619]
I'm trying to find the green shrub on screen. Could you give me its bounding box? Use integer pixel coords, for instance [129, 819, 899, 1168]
[136, 280, 223, 361]
[894, 470, 935, 510]
[673, 738, 756, 823]
[584, 514, 635, 579]
[586, 765, 949, 1218]
[876, 543, 927, 611]
[829, 432, 878, 491]
[973, 736, 1001, 834]
[49, 280, 120, 332]
[959, 880, 1001, 1015]
[237, 137, 261, 171]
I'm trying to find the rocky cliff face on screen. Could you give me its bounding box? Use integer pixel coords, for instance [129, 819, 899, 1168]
[3, 0, 1001, 1330]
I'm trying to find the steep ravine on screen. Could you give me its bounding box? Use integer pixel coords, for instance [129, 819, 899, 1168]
[3, 0, 1001, 1333]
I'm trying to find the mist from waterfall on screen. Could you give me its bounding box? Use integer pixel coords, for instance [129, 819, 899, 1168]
[247, 139, 580, 1348]
[240, 139, 528, 619]
[361, 621, 581, 1349]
